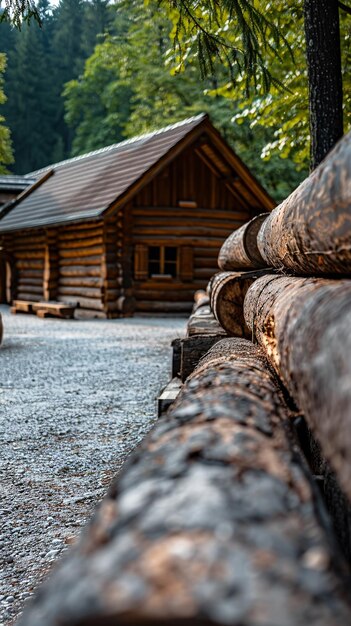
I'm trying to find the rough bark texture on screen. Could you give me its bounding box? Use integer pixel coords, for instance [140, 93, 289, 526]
[304, 0, 343, 170]
[217, 214, 268, 271]
[257, 130, 351, 274]
[210, 270, 271, 337]
[244, 274, 351, 502]
[18, 338, 351, 626]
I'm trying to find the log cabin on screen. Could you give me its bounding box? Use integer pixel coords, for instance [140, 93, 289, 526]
[0, 114, 275, 317]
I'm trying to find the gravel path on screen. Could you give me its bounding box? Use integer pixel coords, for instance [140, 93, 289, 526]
[0, 306, 185, 625]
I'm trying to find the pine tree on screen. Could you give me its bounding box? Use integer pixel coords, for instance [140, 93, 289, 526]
[0, 53, 13, 173]
[3, 6, 59, 173]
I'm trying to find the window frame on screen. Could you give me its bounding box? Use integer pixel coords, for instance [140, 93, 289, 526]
[148, 245, 178, 279]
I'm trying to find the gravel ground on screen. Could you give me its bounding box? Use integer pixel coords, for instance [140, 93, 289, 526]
[0, 306, 185, 625]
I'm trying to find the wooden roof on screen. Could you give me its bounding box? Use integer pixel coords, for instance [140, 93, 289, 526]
[0, 114, 275, 232]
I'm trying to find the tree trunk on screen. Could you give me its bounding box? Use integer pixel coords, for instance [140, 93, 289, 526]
[16, 338, 351, 626]
[256, 130, 351, 275]
[304, 0, 343, 169]
[244, 274, 351, 501]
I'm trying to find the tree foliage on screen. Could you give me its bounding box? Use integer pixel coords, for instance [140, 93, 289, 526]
[0, 53, 13, 173]
[0, 0, 114, 172]
[0, 0, 39, 29]
[64, 0, 305, 201]
[163, 0, 351, 169]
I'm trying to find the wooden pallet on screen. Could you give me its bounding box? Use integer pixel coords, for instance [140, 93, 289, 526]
[11, 300, 36, 314]
[32, 302, 76, 319]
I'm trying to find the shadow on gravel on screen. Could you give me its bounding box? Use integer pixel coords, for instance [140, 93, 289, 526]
[0, 341, 28, 352]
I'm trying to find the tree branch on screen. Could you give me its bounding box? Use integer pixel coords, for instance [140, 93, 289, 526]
[339, 1, 351, 16]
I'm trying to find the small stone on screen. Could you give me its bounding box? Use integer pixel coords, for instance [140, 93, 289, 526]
[46, 549, 60, 559]
[64, 536, 76, 545]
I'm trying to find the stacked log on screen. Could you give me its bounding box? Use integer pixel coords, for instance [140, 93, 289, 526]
[179, 286, 227, 381]
[256, 130, 351, 275]
[218, 213, 268, 271]
[18, 339, 351, 626]
[192, 289, 209, 311]
[244, 274, 351, 502]
[209, 269, 272, 337]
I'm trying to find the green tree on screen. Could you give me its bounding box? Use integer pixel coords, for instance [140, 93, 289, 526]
[161, 0, 350, 169]
[0, 53, 13, 173]
[64, 0, 305, 200]
[3, 3, 59, 173]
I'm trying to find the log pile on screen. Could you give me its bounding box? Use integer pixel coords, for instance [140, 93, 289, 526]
[256, 131, 351, 275]
[209, 269, 272, 337]
[178, 288, 227, 381]
[218, 213, 268, 270]
[207, 129, 351, 555]
[244, 274, 351, 501]
[18, 339, 351, 626]
[17, 131, 351, 625]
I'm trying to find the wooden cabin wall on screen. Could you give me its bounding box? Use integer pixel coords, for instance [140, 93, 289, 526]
[57, 221, 106, 314]
[101, 213, 125, 317]
[132, 146, 255, 313]
[1, 220, 124, 317]
[12, 230, 46, 302]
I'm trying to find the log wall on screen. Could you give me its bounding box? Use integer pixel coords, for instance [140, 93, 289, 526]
[132, 147, 255, 313]
[57, 221, 105, 313]
[12, 230, 46, 301]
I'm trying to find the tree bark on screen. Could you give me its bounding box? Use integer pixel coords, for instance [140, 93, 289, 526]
[257, 130, 351, 275]
[17, 338, 351, 626]
[304, 0, 343, 169]
[217, 213, 269, 271]
[244, 274, 351, 501]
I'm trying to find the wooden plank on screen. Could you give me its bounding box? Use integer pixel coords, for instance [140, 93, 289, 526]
[157, 377, 182, 417]
[171, 338, 182, 378]
[33, 301, 76, 319]
[180, 334, 225, 381]
[11, 299, 35, 313]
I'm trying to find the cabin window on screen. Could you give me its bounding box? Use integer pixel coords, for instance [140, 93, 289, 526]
[149, 246, 178, 278]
